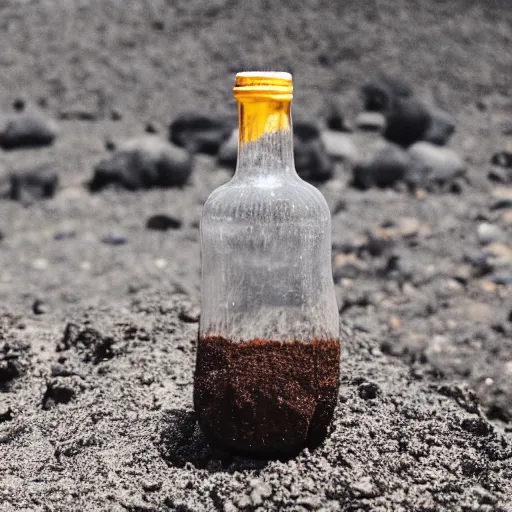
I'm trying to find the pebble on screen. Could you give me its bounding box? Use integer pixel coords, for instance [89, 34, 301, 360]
[320, 130, 359, 164]
[89, 136, 192, 192]
[146, 214, 182, 231]
[491, 149, 512, 168]
[0, 405, 13, 422]
[0, 111, 58, 149]
[154, 258, 167, 269]
[355, 112, 386, 131]
[101, 234, 127, 245]
[32, 258, 48, 270]
[170, 111, 236, 155]
[32, 299, 49, 315]
[477, 223, 505, 245]
[9, 164, 59, 203]
[407, 142, 465, 188]
[491, 198, 512, 210]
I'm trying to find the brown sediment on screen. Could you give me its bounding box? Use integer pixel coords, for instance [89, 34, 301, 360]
[193, 335, 340, 456]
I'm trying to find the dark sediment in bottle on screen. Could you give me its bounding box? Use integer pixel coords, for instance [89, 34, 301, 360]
[193, 335, 340, 456]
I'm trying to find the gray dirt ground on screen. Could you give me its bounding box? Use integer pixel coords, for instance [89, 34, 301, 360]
[0, 1, 511, 511]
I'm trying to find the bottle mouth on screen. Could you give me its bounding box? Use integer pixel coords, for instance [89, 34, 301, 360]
[234, 71, 293, 101]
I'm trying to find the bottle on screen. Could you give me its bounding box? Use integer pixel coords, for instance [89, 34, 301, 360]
[194, 71, 340, 456]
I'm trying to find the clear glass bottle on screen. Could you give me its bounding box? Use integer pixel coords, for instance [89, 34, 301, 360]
[194, 72, 340, 456]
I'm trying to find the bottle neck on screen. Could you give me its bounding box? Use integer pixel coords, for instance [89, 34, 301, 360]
[235, 99, 295, 179]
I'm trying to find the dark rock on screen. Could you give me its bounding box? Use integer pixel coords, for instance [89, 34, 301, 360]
[422, 107, 456, 146]
[407, 142, 465, 189]
[32, 299, 49, 315]
[146, 214, 182, 231]
[293, 120, 334, 182]
[101, 234, 127, 245]
[384, 97, 430, 147]
[325, 103, 351, 132]
[362, 75, 413, 112]
[90, 136, 192, 192]
[54, 231, 77, 241]
[491, 273, 512, 285]
[12, 98, 25, 112]
[170, 111, 236, 155]
[217, 129, 238, 169]
[358, 382, 380, 400]
[462, 252, 494, 277]
[352, 144, 410, 189]
[104, 138, 116, 151]
[0, 339, 29, 388]
[50, 364, 76, 377]
[0, 406, 13, 423]
[145, 122, 158, 134]
[110, 109, 122, 121]
[491, 198, 512, 210]
[41, 378, 77, 410]
[382, 254, 413, 282]
[9, 164, 59, 203]
[0, 112, 58, 150]
[491, 150, 512, 168]
[57, 323, 119, 364]
[460, 418, 493, 437]
[487, 167, 511, 183]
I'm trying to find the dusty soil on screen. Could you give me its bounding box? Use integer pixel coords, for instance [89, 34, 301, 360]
[0, 1, 512, 511]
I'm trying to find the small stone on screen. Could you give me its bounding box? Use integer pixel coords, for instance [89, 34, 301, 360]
[389, 316, 401, 330]
[32, 299, 49, 315]
[54, 231, 77, 241]
[0, 405, 13, 422]
[154, 258, 167, 269]
[358, 382, 380, 400]
[461, 418, 493, 436]
[146, 214, 182, 231]
[41, 379, 77, 410]
[350, 476, 377, 498]
[491, 150, 512, 168]
[141, 479, 162, 492]
[362, 75, 413, 112]
[101, 234, 127, 245]
[477, 223, 505, 245]
[355, 112, 386, 131]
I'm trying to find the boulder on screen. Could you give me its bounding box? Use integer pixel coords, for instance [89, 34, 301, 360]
[384, 97, 430, 147]
[352, 144, 410, 190]
[407, 142, 465, 188]
[362, 75, 413, 112]
[89, 136, 192, 192]
[9, 164, 59, 203]
[0, 112, 58, 150]
[169, 111, 236, 155]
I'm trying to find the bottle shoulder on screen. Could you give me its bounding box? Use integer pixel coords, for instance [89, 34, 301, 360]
[203, 175, 330, 222]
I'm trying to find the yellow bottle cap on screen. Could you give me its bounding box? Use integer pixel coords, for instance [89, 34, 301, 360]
[234, 71, 293, 101]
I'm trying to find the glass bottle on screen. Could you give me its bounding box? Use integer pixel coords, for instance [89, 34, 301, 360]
[194, 72, 340, 456]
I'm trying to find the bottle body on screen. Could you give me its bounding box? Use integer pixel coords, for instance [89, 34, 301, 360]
[194, 72, 340, 455]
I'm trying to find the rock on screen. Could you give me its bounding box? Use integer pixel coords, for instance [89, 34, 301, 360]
[477, 223, 505, 245]
[355, 112, 386, 131]
[293, 120, 334, 182]
[1, 339, 29, 388]
[146, 214, 182, 231]
[407, 142, 465, 188]
[101, 234, 127, 245]
[32, 299, 49, 315]
[358, 382, 380, 400]
[491, 149, 512, 168]
[491, 198, 512, 210]
[169, 111, 236, 155]
[384, 97, 431, 147]
[320, 131, 359, 164]
[217, 128, 238, 169]
[352, 144, 410, 189]
[12, 98, 25, 112]
[487, 166, 511, 183]
[491, 273, 512, 285]
[0, 405, 13, 423]
[325, 103, 351, 132]
[41, 378, 78, 410]
[422, 107, 456, 146]
[0, 112, 58, 150]
[89, 136, 192, 192]
[362, 75, 413, 112]
[9, 164, 59, 203]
